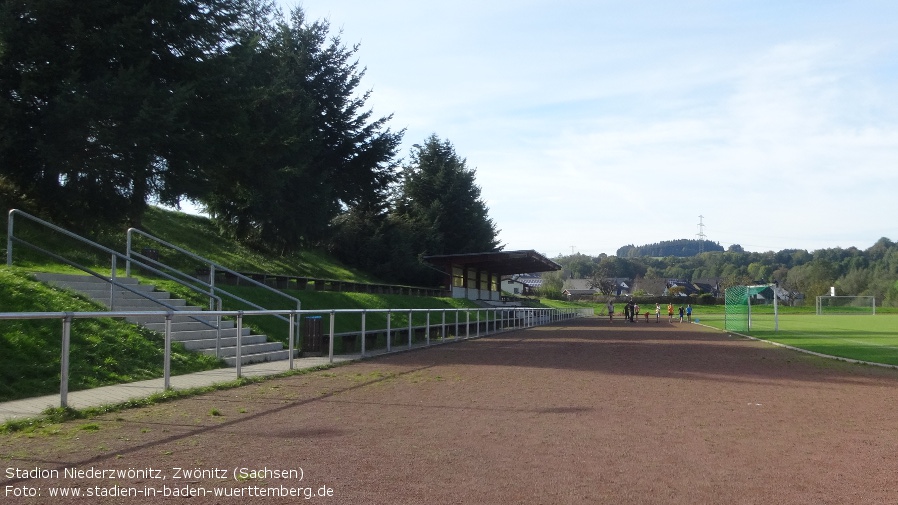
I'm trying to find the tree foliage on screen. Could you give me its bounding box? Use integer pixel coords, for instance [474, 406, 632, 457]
[393, 134, 500, 255]
[331, 134, 502, 285]
[0, 0, 401, 252]
[617, 239, 724, 258]
[553, 236, 898, 306]
[0, 0, 244, 228]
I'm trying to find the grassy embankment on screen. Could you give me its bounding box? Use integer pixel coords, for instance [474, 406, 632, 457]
[1, 206, 580, 401]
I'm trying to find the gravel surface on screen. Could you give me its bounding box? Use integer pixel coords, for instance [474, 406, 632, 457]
[3, 317, 898, 504]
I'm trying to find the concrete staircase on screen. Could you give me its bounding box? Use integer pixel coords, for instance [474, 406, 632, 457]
[34, 273, 292, 366]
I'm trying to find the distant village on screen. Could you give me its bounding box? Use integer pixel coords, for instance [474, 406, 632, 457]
[502, 274, 792, 304]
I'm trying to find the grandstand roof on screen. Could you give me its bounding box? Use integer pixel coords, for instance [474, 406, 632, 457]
[423, 250, 561, 276]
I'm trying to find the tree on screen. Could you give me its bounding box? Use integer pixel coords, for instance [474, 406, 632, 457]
[587, 269, 615, 295]
[0, 0, 244, 227]
[393, 134, 501, 256]
[198, 6, 402, 252]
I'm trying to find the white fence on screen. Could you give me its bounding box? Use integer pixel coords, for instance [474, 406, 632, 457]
[0, 306, 590, 408]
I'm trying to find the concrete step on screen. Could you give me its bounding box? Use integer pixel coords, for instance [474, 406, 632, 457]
[168, 326, 251, 341]
[220, 349, 294, 366]
[109, 300, 194, 311]
[34, 271, 290, 368]
[35, 273, 142, 285]
[199, 341, 284, 358]
[179, 334, 271, 351]
[141, 320, 236, 332]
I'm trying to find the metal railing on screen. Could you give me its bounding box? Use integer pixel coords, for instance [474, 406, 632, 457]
[126, 227, 301, 345]
[6, 209, 225, 343]
[0, 306, 589, 409]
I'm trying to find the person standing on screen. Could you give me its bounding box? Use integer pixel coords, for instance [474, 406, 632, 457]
[655, 303, 661, 323]
[634, 303, 640, 323]
[678, 305, 685, 323]
[667, 303, 674, 322]
[607, 300, 615, 323]
[686, 304, 693, 323]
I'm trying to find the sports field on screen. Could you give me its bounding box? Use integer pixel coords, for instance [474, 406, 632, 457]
[3, 317, 898, 504]
[698, 308, 898, 367]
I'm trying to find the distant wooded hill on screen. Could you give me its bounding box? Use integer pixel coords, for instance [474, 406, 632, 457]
[617, 239, 725, 258]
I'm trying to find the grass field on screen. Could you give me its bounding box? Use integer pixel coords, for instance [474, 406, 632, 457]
[698, 306, 898, 366]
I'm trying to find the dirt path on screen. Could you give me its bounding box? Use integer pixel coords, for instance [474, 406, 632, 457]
[3, 317, 898, 504]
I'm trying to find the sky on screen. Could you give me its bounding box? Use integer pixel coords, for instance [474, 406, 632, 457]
[277, 0, 898, 258]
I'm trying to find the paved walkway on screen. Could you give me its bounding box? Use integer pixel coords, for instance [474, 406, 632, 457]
[0, 354, 362, 423]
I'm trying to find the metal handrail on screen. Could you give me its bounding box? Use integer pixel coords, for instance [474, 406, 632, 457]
[126, 227, 301, 343]
[6, 209, 224, 336]
[0, 306, 587, 409]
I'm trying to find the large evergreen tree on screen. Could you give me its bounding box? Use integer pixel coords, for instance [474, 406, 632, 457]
[394, 134, 501, 255]
[0, 0, 243, 227]
[196, 7, 402, 252]
[331, 134, 501, 286]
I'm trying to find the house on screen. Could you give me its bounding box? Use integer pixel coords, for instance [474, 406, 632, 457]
[562, 288, 598, 300]
[516, 273, 544, 290]
[501, 276, 532, 296]
[693, 278, 723, 297]
[633, 278, 668, 296]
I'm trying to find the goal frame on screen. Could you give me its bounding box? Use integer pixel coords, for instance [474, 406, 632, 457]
[815, 295, 876, 316]
[725, 284, 779, 332]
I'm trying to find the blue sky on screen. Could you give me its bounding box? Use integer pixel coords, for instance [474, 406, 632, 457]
[281, 1, 898, 257]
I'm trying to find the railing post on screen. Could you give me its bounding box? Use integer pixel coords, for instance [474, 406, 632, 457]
[441, 310, 446, 341]
[109, 254, 117, 310]
[164, 312, 172, 390]
[328, 310, 335, 364]
[466, 310, 470, 339]
[408, 309, 413, 349]
[426, 310, 431, 346]
[215, 299, 222, 359]
[455, 309, 459, 340]
[7, 209, 14, 267]
[476, 310, 480, 337]
[360, 310, 367, 356]
[236, 311, 243, 378]
[60, 314, 72, 408]
[209, 264, 217, 311]
[386, 310, 392, 352]
[288, 311, 295, 370]
[125, 229, 132, 277]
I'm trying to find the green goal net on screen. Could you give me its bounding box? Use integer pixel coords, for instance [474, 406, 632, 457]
[725, 284, 779, 333]
[725, 285, 749, 332]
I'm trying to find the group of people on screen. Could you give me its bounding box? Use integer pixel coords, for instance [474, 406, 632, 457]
[607, 300, 693, 323]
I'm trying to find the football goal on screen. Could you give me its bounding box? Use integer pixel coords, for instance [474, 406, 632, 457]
[815, 295, 876, 315]
[725, 284, 779, 332]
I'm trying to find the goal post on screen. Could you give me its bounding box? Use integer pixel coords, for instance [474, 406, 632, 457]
[816, 295, 876, 315]
[725, 284, 779, 332]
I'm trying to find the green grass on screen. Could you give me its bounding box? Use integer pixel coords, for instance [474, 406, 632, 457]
[0, 267, 222, 402]
[5, 205, 377, 282]
[0, 206, 569, 401]
[699, 307, 898, 366]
